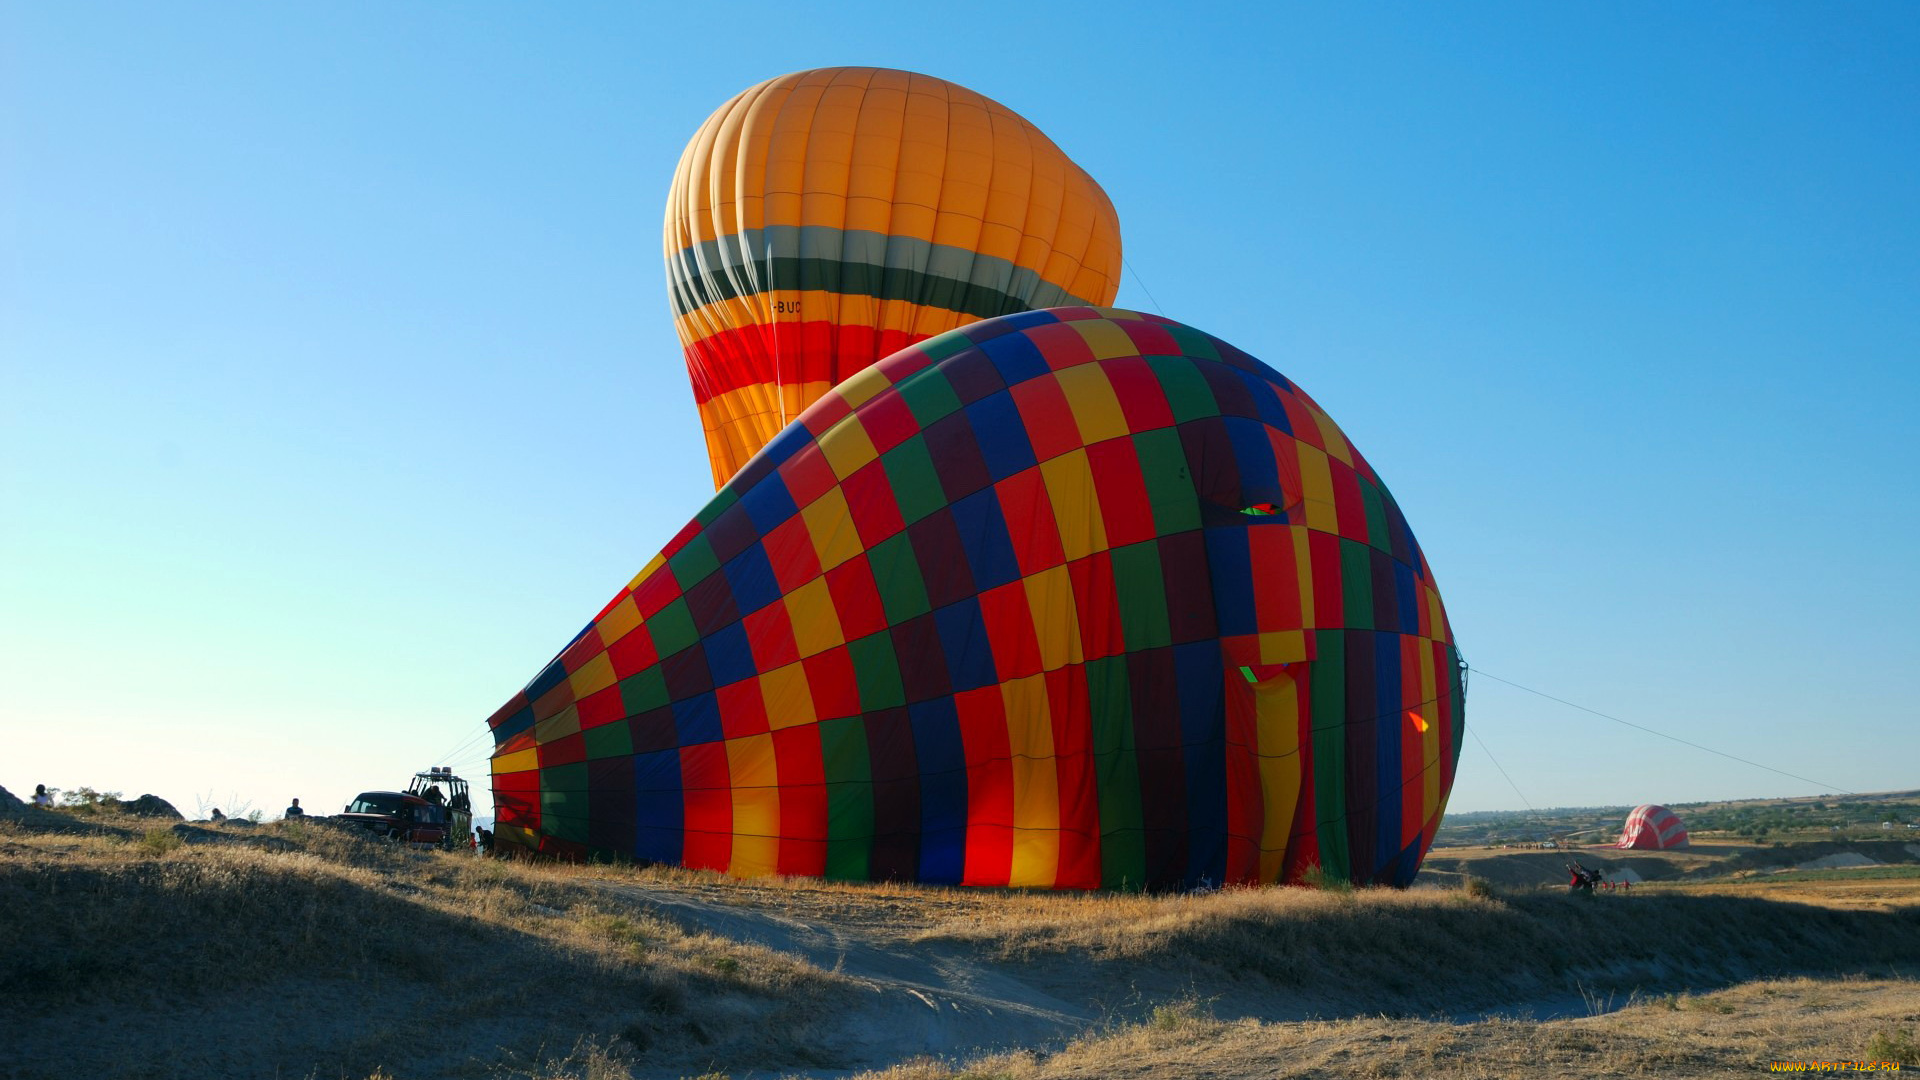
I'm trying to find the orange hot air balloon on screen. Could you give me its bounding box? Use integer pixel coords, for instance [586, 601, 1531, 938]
[665, 67, 1123, 488]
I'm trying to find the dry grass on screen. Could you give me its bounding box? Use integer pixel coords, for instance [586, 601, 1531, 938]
[3, 814, 824, 997]
[7, 810, 1919, 1079]
[891, 878, 1920, 1017]
[0, 813, 844, 1079]
[851, 975, 1920, 1079]
[412, 841, 1920, 1033]
[1651, 874, 1920, 911]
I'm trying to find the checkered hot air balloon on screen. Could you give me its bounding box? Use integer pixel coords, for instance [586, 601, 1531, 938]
[666, 68, 1123, 489]
[488, 308, 1463, 889]
[1618, 804, 1689, 849]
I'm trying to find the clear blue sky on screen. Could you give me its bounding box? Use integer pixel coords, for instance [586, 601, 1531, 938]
[4, 2, 1915, 821]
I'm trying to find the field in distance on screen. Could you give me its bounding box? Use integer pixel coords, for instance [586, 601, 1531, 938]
[1434, 788, 1920, 848]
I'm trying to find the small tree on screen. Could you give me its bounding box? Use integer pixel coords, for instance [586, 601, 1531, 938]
[58, 787, 124, 815]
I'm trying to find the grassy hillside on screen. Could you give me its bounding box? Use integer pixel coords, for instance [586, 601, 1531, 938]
[853, 977, 1920, 1078]
[2, 813, 841, 1078]
[4, 807, 1918, 1079]
[901, 875, 1920, 1019]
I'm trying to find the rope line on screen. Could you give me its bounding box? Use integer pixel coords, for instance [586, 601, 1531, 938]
[1122, 255, 1166, 318]
[1466, 725, 1535, 814]
[1469, 668, 1854, 796]
[433, 726, 497, 769]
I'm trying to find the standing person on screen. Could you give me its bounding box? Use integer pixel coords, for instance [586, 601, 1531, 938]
[283, 798, 304, 819]
[32, 784, 53, 809]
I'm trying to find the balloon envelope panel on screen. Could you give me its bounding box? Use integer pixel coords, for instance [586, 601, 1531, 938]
[666, 67, 1122, 489]
[489, 308, 1462, 889]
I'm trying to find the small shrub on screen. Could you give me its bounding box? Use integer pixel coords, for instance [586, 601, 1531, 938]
[1149, 996, 1210, 1031]
[1299, 865, 1353, 894]
[1150, 1002, 1189, 1030]
[1464, 876, 1495, 900]
[1867, 1027, 1918, 1065]
[137, 829, 183, 856]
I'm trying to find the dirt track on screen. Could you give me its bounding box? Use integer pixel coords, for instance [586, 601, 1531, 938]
[587, 843, 1920, 1077]
[587, 872, 1877, 1079]
[598, 879, 1113, 1075]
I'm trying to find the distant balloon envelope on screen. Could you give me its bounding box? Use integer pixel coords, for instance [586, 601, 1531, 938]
[1618, 804, 1689, 849]
[665, 67, 1123, 489]
[489, 309, 1463, 889]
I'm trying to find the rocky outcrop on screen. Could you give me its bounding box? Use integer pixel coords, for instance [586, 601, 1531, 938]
[0, 785, 25, 813]
[122, 794, 183, 819]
